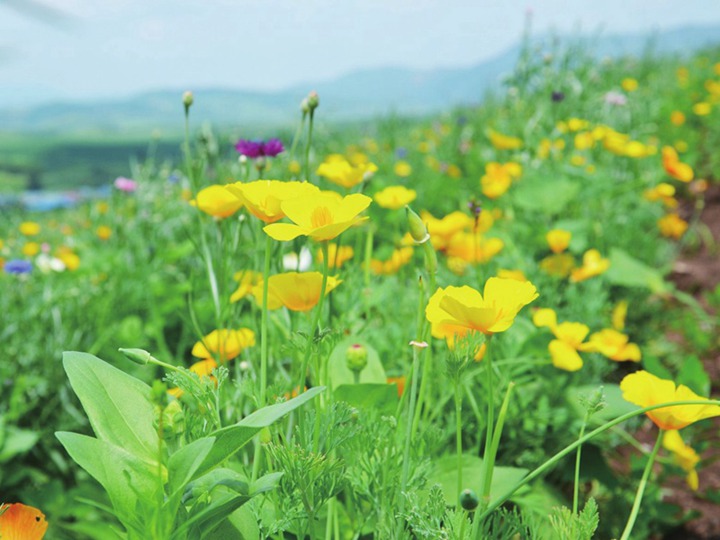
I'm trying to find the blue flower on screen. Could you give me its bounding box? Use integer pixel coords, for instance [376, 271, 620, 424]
[4, 259, 33, 274]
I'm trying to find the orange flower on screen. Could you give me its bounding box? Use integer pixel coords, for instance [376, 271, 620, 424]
[0, 503, 48, 540]
[658, 214, 688, 239]
[662, 146, 693, 183]
[569, 249, 609, 282]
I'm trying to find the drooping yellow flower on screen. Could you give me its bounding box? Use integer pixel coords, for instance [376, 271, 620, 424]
[644, 183, 678, 209]
[621, 78, 638, 92]
[670, 111, 686, 126]
[19, 222, 41, 236]
[540, 253, 576, 278]
[316, 155, 378, 189]
[533, 308, 591, 371]
[252, 272, 342, 311]
[620, 370, 720, 430]
[370, 247, 414, 275]
[662, 146, 694, 182]
[663, 430, 700, 491]
[230, 270, 263, 303]
[488, 129, 523, 150]
[96, 225, 112, 241]
[226, 180, 320, 223]
[546, 229, 571, 254]
[191, 184, 244, 218]
[658, 213, 688, 239]
[569, 249, 609, 282]
[586, 328, 641, 362]
[426, 278, 538, 342]
[0, 502, 48, 540]
[192, 328, 256, 362]
[393, 160, 412, 177]
[263, 193, 372, 242]
[445, 232, 504, 264]
[373, 186, 417, 209]
[317, 243, 354, 269]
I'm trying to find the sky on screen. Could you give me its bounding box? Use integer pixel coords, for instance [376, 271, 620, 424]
[1, 0, 720, 106]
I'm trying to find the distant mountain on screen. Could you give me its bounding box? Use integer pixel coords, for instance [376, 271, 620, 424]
[1, 23, 719, 134]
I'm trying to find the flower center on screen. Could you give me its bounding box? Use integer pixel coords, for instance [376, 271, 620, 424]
[310, 206, 333, 228]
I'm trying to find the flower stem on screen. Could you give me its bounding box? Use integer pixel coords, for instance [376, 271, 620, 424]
[480, 335, 494, 503]
[260, 234, 272, 406]
[455, 378, 464, 502]
[619, 429, 664, 540]
[572, 410, 590, 516]
[304, 109, 315, 182]
[481, 380, 514, 501]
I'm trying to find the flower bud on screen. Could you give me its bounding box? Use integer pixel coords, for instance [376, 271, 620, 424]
[459, 488, 479, 511]
[405, 205, 430, 244]
[182, 91, 194, 113]
[119, 347, 151, 365]
[307, 90, 319, 111]
[346, 343, 368, 373]
[300, 98, 310, 114]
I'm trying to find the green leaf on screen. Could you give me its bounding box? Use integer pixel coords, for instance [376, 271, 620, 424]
[428, 454, 528, 506]
[227, 505, 260, 539]
[328, 338, 386, 390]
[168, 437, 216, 496]
[606, 248, 668, 293]
[333, 383, 399, 414]
[55, 431, 157, 523]
[512, 178, 580, 215]
[0, 426, 40, 463]
[642, 355, 673, 380]
[197, 386, 323, 475]
[62, 351, 158, 461]
[250, 472, 283, 495]
[677, 355, 710, 396]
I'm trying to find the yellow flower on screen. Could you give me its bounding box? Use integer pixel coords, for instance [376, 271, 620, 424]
[540, 253, 575, 278]
[317, 243, 354, 269]
[190, 358, 218, 377]
[19, 222, 41, 236]
[662, 147, 693, 182]
[393, 160, 412, 177]
[22, 242, 40, 256]
[191, 184, 244, 218]
[445, 164, 462, 178]
[316, 155, 378, 188]
[620, 370, 720, 430]
[230, 270, 263, 303]
[692, 102, 711, 116]
[192, 328, 255, 362]
[56, 248, 80, 271]
[263, 192, 372, 242]
[621, 77, 638, 92]
[288, 160, 301, 174]
[96, 225, 112, 240]
[0, 502, 48, 540]
[426, 277, 538, 341]
[670, 111, 686, 126]
[567, 118, 590, 132]
[420, 211, 475, 250]
[657, 213, 688, 239]
[481, 169, 512, 199]
[574, 132, 595, 150]
[252, 272, 342, 311]
[644, 183, 677, 209]
[497, 269, 526, 281]
[533, 308, 591, 371]
[370, 247, 414, 275]
[569, 249, 609, 282]
[612, 300, 628, 331]
[546, 229, 571, 254]
[586, 328, 641, 362]
[445, 233, 504, 264]
[373, 185, 417, 209]
[488, 129, 523, 150]
[226, 180, 320, 223]
[663, 430, 700, 491]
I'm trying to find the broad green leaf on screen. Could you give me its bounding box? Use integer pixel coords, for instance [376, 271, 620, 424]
[168, 437, 216, 496]
[227, 505, 260, 539]
[606, 248, 668, 293]
[197, 386, 323, 475]
[55, 431, 157, 523]
[643, 355, 673, 380]
[63, 351, 158, 461]
[567, 384, 638, 423]
[512, 178, 580, 215]
[0, 427, 40, 463]
[334, 383, 399, 414]
[677, 355, 710, 396]
[328, 338, 386, 390]
[176, 492, 251, 540]
[183, 468, 249, 505]
[428, 454, 528, 506]
[250, 472, 283, 495]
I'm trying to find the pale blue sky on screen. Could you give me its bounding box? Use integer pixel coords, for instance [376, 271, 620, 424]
[1, 0, 720, 105]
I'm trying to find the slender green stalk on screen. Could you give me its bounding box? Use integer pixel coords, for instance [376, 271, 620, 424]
[481, 381, 515, 501]
[619, 429, 664, 540]
[304, 109, 315, 182]
[573, 410, 591, 515]
[480, 335, 494, 502]
[290, 111, 307, 163]
[260, 234, 272, 406]
[455, 379, 464, 501]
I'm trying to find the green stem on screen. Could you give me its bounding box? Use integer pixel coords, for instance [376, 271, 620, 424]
[481, 381, 514, 501]
[455, 378, 464, 501]
[619, 429, 664, 540]
[290, 111, 307, 163]
[573, 411, 590, 516]
[260, 234, 272, 406]
[480, 335, 494, 503]
[304, 109, 315, 182]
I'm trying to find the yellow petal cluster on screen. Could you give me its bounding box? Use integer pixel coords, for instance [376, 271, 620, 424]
[569, 249, 609, 283]
[316, 154, 378, 188]
[252, 272, 342, 311]
[373, 185, 417, 209]
[192, 328, 256, 362]
[226, 180, 320, 223]
[191, 185, 244, 218]
[663, 430, 700, 491]
[533, 308, 591, 371]
[585, 328, 641, 362]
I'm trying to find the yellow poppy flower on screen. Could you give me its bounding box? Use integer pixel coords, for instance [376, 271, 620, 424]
[481, 171, 512, 199]
[620, 370, 720, 430]
[644, 183, 678, 209]
[426, 277, 538, 341]
[190, 358, 218, 377]
[263, 193, 372, 242]
[19, 222, 41, 236]
[658, 213, 688, 239]
[230, 270, 263, 303]
[96, 225, 112, 240]
[574, 132, 595, 150]
[585, 328, 640, 362]
[621, 78, 638, 92]
[662, 146, 694, 183]
[497, 269, 526, 281]
[226, 180, 319, 223]
[22, 242, 40, 257]
[670, 111, 686, 126]
[191, 184, 244, 218]
[663, 430, 700, 491]
[370, 247, 414, 275]
[421, 211, 476, 250]
[488, 129, 523, 150]
[316, 155, 378, 188]
[317, 243, 354, 269]
[393, 161, 412, 177]
[0, 502, 48, 540]
[373, 186, 417, 209]
[569, 249, 609, 282]
[533, 308, 591, 371]
[546, 229, 571, 254]
[252, 272, 342, 312]
[539, 253, 575, 277]
[445, 232, 504, 264]
[567, 118, 590, 132]
[56, 248, 80, 271]
[192, 328, 256, 362]
[692, 102, 711, 116]
[612, 300, 628, 331]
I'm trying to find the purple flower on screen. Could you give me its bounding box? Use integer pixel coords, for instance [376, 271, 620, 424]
[114, 177, 138, 192]
[235, 138, 284, 159]
[4, 259, 33, 274]
[551, 90, 565, 102]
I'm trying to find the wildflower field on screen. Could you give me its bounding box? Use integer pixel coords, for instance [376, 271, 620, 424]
[2, 42, 720, 540]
